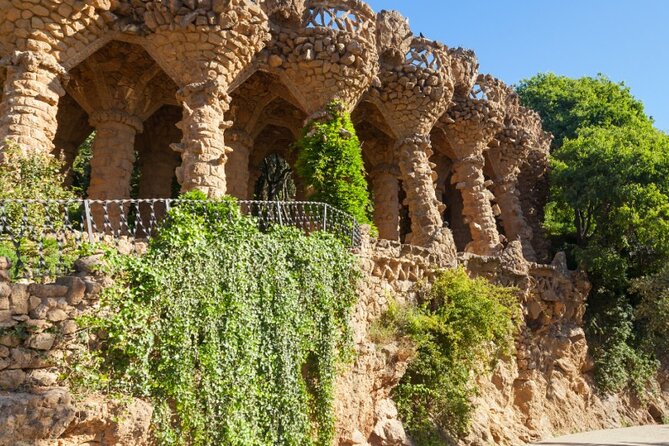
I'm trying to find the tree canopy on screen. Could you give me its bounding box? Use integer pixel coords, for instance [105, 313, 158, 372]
[517, 73, 669, 393]
[516, 73, 651, 148]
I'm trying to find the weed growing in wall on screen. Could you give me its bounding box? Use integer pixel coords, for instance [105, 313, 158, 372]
[75, 191, 359, 446]
[296, 101, 374, 227]
[377, 269, 520, 444]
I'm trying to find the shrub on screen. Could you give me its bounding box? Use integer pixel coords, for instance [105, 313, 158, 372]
[379, 269, 520, 444]
[295, 101, 374, 226]
[0, 142, 79, 278]
[73, 191, 359, 446]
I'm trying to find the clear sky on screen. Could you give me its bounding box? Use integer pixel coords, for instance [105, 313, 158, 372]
[365, 0, 669, 132]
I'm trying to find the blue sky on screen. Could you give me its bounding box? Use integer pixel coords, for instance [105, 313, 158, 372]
[365, 0, 669, 132]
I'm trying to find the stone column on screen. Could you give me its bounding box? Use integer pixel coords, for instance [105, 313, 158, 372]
[87, 110, 142, 200]
[173, 80, 231, 198]
[370, 165, 400, 241]
[451, 149, 502, 256]
[53, 138, 79, 186]
[225, 130, 253, 199]
[493, 178, 536, 261]
[0, 51, 66, 154]
[397, 134, 457, 261]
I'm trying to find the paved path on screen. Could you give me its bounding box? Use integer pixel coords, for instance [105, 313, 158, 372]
[533, 425, 669, 446]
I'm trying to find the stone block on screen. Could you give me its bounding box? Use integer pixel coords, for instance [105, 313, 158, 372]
[0, 369, 26, 390]
[29, 284, 68, 299]
[56, 276, 86, 305]
[10, 283, 29, 314]
[26, 333, 56, 351]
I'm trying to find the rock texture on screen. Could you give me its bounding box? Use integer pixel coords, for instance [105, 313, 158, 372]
[0, 258, 153, 446]
[334, 235, 669, 446]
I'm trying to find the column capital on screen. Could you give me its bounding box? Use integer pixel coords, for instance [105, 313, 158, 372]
[395, 133, 431, 151]
[89, 110, 144, 133]
[176, 79, 231, 108]
[0, 51, 67, 79]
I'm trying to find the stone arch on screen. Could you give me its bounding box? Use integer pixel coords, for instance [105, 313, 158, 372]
[226, 71, 306, 199]
[352, 100, 403, 241]
[64, 40, 179, 201]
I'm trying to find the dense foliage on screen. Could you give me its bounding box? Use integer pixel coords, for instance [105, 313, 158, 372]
[0, 142, 78, 277]
[516, 73, 649, 148]
[75, 192, 359, 446]
[517, 74, 669, 394]
[375, 269, 519, 444]
[295, 101, 373, 226]
[0, 142, 75, 202]
[631, 266, 669, 362]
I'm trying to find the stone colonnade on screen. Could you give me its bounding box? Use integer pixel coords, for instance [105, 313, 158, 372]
[0, 0, 550, 260]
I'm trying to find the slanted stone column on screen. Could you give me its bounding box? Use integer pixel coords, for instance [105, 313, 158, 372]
[370, 165, 400, 241]
[173, 80, 231, 198]
[441, 74, 507, 256]
[493, 178, 535, 260]
[450, 150, 502, 256]
[226, 130, 253, 199]
[488, 103, 549, 261]
[0, 51, 66, 154]
[87, 110, 142, 200]
[397, 134, 456, 260]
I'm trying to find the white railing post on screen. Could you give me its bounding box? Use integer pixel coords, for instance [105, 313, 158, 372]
[83, 199, 95, 243]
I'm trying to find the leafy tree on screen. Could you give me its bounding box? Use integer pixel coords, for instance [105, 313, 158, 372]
[295, 101, 374, 226]
[516, 73, 650, 148]
[517, 74, 669, 393]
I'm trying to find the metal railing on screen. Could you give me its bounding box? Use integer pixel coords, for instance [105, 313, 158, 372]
[0, 199, 362, 279]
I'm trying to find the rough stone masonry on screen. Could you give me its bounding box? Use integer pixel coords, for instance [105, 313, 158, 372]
[0, 0, 551, 262]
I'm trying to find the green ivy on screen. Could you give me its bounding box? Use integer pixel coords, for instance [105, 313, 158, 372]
[74, 191, 359, 446]
[376, 269, 520, 444]
[295, 101, 374, 227]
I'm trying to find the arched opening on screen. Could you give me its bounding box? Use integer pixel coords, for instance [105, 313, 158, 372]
[352, 101, 403, 241]
[136, 105, 182, 200]
[53, 93, 93, 192]
[227, 71, 306, 199]
[431, 127, 471, 251]
[62, 40, 179, 202]
[250, 124, 302, 200]
[253, 153, 297, 201]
